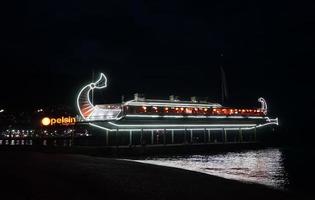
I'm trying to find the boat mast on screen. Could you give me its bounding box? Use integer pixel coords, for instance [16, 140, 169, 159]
[220, 53, 228, 105]
[91, 69, 94, 105]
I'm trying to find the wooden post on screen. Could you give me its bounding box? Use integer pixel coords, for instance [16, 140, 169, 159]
[106, 130, 109, 145]
[163, 129, 166, 145]
[140, 128, 143, 145]
[204, 128, 206, 143]
[129, 130, 132, 146]
[116, 129, 119, 147]
[184, 128, 187, 144]
[224, 129, 227, 143]
[190, 129, 193, 144]
[171, 130, 174, 144]
[239, 128, 243, 143]
[221, 129, 224, 143]
[254, 126, 257, 142]
[151, 130, 154, 145]
[208, 129, 211, 143]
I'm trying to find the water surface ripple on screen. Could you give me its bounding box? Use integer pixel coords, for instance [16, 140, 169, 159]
[132, 148, 289, 189]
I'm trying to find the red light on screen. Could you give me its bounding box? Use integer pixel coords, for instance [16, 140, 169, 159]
[152, 107, 158, 112]
[185, 108, 192, 114]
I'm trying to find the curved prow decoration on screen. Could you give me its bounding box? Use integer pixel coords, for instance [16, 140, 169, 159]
[76, 73, 122, 121]
[258, 97, 268, 115]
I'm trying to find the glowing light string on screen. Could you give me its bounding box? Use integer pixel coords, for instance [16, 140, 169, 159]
[88, 119, 278, 132]
[258, 97, 268, 115]
[76, 73, 122, 120]
[124, 114, 267, 119]
[108, 121, 257, 128]
[76, 73, 278, 132]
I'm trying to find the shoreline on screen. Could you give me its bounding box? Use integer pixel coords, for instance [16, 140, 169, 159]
[0, 151, 301, 200]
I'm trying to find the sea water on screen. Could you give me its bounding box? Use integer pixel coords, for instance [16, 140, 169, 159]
[132, 148, 290, 189]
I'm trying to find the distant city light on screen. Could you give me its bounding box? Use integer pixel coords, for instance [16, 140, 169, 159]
[0, 109, 4, 113]
[42, 117, 50, 126]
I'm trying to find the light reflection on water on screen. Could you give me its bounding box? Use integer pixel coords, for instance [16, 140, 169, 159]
[132, 148, 289, 189]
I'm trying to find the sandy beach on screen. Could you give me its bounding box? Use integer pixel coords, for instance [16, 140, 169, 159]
[0, 151, 300, 200]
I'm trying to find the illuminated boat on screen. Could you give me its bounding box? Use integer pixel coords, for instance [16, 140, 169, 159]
[76, 73, 278, 133]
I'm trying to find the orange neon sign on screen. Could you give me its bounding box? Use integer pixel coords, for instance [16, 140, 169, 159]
[41, 116, 76, 126]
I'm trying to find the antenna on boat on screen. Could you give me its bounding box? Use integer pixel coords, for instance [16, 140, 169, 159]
[220, 56, 228, 105]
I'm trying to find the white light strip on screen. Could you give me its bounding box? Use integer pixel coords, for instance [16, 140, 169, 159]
[77, 85, 92, 119]
[258, 97, 268, 115]
[89, 123, 111, 131]
[87, 125, 275, 132]
[124, 100, 222, 108]
[76, 73, 107, 119]
[125, 114, 265, 119]
[108, 122, 256, 128]
[87, 116, 277, 132]
[126, 114, 160, 118]
[248, 116, 265, 119]
[88, 120, 278, 132]
[99, 128, 244, 132]
[76, 73, 122, 120]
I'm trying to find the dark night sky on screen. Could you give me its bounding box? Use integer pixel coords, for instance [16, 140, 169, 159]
[1, 1, 314, 142]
